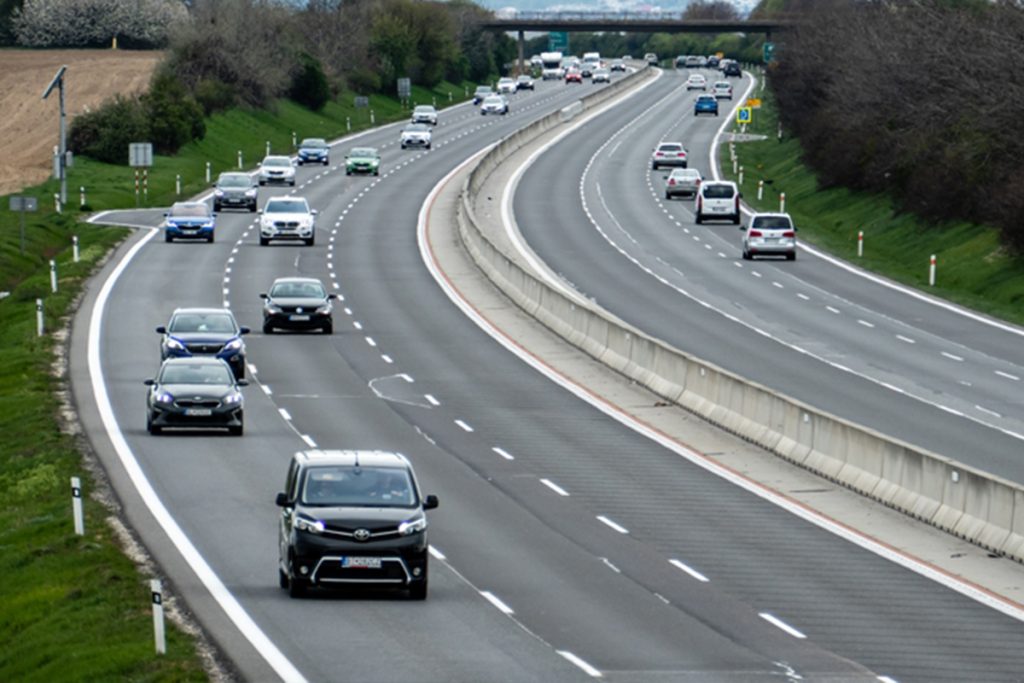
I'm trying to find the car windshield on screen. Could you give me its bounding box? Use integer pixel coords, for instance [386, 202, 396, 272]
[753, 216, 793, 229]
[703, 185, 736, 199]
[159, 363, 233, 385]
[414, 106, 434, 114]
[405, 124, 428, 132]
[168, 312, 236, 333]
[264, 199, 309, 214]
[475, 86, 492, 94]
[350, 147, 377, 158]
[217, 175, 251, 189]
[271, 281, 325, 298]
[169, 204, 210, 217]
[263, 157, 291, 168]
[300, 139, 327, 149]
[302, 466, 416, 507]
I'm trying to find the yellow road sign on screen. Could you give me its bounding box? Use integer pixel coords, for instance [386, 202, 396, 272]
[745, 98, 762, 108]
[736, 107, 752, 124]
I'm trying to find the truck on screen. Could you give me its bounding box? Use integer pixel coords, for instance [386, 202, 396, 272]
[540, 51, 564, 80]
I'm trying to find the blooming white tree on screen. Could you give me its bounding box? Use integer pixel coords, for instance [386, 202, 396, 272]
[14, 0, 189, 48]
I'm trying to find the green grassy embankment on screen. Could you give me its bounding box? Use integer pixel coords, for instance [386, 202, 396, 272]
[720, 78, 1024, 326]
[0, 79, 474, 681]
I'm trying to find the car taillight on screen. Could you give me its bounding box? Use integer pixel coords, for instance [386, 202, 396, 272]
[749, 230, 763, 237]
[669, 179, 676, 185]
[678, 153, 686, 157]
[783, 231, 795, 238]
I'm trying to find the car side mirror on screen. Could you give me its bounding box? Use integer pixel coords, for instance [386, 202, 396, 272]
[144, 378, 155, 386]
[156, 326, 167, 334]
[259, 293, 268, 299]
[328, 293, 338, 300]
[237, 379, 249, 387]
[275, 492, 289, 507]
[257, 209, 263, 215]
[311, 209, 318, 215]
[163, 212, 169, 217]
[424, 494, 439, 510]
[257, 162, 262, 167]
[739, 226, 747, 231]
[239, 326, 251, 335]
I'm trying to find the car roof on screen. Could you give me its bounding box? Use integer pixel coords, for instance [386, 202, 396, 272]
[271, 276, 324, 286]
[295, 449, 412, 469]
[160, 356, 231, 367]
[414, 105, 435, 111]
[170, 201, 209, 210]
[169, 307, 236, 318]
[657, 141, 684, 147]
[266, 195, 308, 202]
[300, 138, 326, 145]
[751, 212, 792, 218]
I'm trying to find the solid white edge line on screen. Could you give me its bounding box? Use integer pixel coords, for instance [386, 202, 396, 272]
[87, 228, 307, 682]
[428, 545, 446, 561]
[556, 650, 603, 678]
[480, 590, 515, 615]
[278, 408, 291, 421]
[540, 478, 570, 496]
[669, 558, 710, 583]
[417, 145, 1024, 626]
[758, 612, 807, 639]
[596, 515, 629, 534]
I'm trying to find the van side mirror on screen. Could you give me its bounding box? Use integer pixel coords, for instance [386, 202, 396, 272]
[156, 326, 167, 334]
[424, 494, 439, 510]
[144, 379, 155, 386]
[275, 492, 289, 507]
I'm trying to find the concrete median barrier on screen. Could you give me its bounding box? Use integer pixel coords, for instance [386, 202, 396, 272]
[453, 66, 1024, 565]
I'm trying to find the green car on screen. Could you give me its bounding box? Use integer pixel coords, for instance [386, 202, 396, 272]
[345, 147, 381, 176]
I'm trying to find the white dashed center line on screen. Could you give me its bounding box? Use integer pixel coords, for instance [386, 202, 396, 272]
[492, 446, 515, 461]
[896, 335, 916, 344]
[278, 408, 291, 421]
[996, 370, 1020, 381]
[540, 478, 570, 496]
[557, 651, 602, 678]
[596, 515, 629, 534]
[941, 351, 964, 362]
[669, 558, 710, 582]
[759, 612, 807, 639]
[454, 419, 474, 432]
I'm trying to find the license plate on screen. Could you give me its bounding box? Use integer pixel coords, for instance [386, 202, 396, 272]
[342, 556, 381, 569]
[289, 315, 310, 321]
[766, 237, 780, 243]
[185, 408, 212, 416]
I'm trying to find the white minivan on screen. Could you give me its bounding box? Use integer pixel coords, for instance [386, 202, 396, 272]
[695, 180, 740, 224]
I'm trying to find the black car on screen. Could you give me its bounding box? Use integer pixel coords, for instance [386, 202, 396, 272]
[297, 138, 330, 166]
[276, 450, 439, 599]
[723, 61, 742, 77]
[212, 172, 258, 212]
[145, 357, 246, 435]
[260, 277, 336, 334]
[157, 307, 250, 379]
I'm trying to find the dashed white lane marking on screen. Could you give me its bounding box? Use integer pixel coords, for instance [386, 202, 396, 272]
[428, 545, 446, 560]
[480, 591, 514, 615]
[596, 515, 629, 534]
[353, 321, 363, 330]
[772, 281, 783, 289]
[797, 293, 810, 300]
[896, 335, 916, 344]
[826, 306, 841, 314]
[492, 446, 515, 461]
[877, 675, 900, 683]
[601, 557, 621, 573]
[556, 651, 602, 678]
[996, 370, 1020, 381]
[938, 405, 965, 417]
[300, 434, 317, 448]
[365, 336, 376, 347]
[381, 354, 393, 364]
[751, 271, 762, 278]
[278, 408, 291, 421]
[942, 351, 964, 362]
[454, 419, 474, 432]
[858, 320, 875, 328]
[759, 612, 807, 639]
[261, 384, 272, 396]
[424, 394, 440, 406]
[247, 363, 258, 375]
[669, 558, 710, 582]
[540, 478, 570, 496]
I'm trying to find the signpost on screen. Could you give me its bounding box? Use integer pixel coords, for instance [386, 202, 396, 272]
[9, 195, 38, 254]
[397, 77, 411, 107]
[42, 66, 68, 206]
[129, 142, 153, 207]
[736, 107, 753, 125]
[745, 98, 762, 109]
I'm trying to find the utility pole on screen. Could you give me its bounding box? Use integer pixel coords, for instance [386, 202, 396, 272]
[43, 66, 68, 206]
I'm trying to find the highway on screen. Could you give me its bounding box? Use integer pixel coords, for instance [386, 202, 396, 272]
[514, 67, 1024, 483]
[70, 68, 1024, 682]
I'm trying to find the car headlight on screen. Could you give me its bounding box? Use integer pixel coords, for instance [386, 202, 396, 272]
[214, 190, 225, 197]
[245, 189, 257, 197]
[224, 338, 243, 352]
[398, 517, 427, 536]
[165, 338, 186, 352]
[265, 303, 282, 314]
[294, 515, 324, 534]
[155, 392, 175, 405]
[224, 391, 243, 405]
[315, 303, 332, 314]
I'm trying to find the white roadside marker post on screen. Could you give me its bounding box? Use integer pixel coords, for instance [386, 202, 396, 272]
[49, 260, 57, 292]
[929, 254, 937, 286]
[237, 150, 243, 169]
[205, 162, 211, 183]
[72, 235, 79, 262]
[71, 476, 84, 535]
[757, 179, 764, 201]
[36, 298, 44, 336]
[151, 580, 166, 654]
[858, 231, 864, 257]
[779, 192, 786, 213]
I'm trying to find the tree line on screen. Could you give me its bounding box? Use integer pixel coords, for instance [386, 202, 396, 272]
[768, 0, 1024, 253]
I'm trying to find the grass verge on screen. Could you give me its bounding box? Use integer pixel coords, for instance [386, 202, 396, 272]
[719, 77, 1024, 326]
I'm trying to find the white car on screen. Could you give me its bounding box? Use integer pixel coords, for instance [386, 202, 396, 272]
[695, 180, 741, 225]
[592, 68, 611, 83]
[741, 213, 797, 261]
[400, 123, 432, 150]
[411, 105, 438, 125]
[497, 77, 517, 94]
[712, 81, 733, 99]
[685, 74, 707, 90]
[258, 155, 296, 186]
[259, 196, 317, 246]
[480, 95, 508, 115]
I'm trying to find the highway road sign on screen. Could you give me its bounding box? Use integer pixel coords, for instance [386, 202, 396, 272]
[736, 107, 752, 124]
[9, 196, 38, 212]
[397, 78, 411, 99]
[548, 31, 569, 53]
[129, 142, 152, 168]
[745, 98, 762, 108]
[763, 42, 775, 63]
[354, 96, 369, 108]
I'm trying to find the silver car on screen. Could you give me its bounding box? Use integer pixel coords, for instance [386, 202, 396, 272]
[741, 212, 798, 261]
[411, 105, 437, 126]
[480, 94, 508, 115]
[258, 155, 296, 186]
[651, 141, 687, 170]
[592, 68, 611, 83]
[664, 168, 703, 199]
[400, 123, 432, 150]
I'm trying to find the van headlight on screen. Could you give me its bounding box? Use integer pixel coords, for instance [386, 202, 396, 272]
[398, 517, 427, 536]
[295, 515, 325, 534]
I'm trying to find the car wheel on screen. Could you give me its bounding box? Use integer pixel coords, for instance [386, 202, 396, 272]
[323, 322, 333, 334]
[213, 202, 221, 212]
[665, 192, 671, 200]
[732, 215, 740, 225]
[164, 233, 173, 243]
[249, 203, 257, 212]
[208, 233, 215, 243]
[259, 180, 265, 186]
[323, 160, 329, 166]
[346, 170, 352, 176]
[426, 144, 431, 150]
[259, 237, 269, 246]
[695, 213, 703, 224]
[147, 416, 161, 435]
[229, 423, 243, 436]
[305, 236, 315, 246]
[787, 251, 797, 261]
[279, 568, 289, 590]
[409, 579, 427, 601]
[288, 576, 307, 598]
[263, 322, 273, 334]
[651, 163, 658, 170]
[289, 180, 295, 186]
[374, 169, 379, 176]
[742, 249, 752, 260]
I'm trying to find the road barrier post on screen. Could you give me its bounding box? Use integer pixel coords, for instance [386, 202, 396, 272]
[175, 174, 181, 196]
[732, 158, 738, 175]
[433, 96, 437, 107]
[738, 166, 744, 186]
[346, 117, 351, 132]
[49, 260, 57, 293]
[36, 298, 44, 336]
[449, 91, 453, 103]
[757, 180, 764, 201]
[858, 231, 864, 257]
[370, 110, 376, 125]
[72, 235, 79, 262]
[143, 169, 148, 202]
[779, 192, 786, 213]
[292, 131, 297, 148]
[54, 193, 61, 213]
[134, 170, 140, 206]
[265, 140, 271, 156]
[71, 476, 84, 535]
[237, 150, 243, 169]
[151, 580, 166, 655]
[79, 186, 85, 208]
[205, 162, 211, 183]
[777, 122, 783, 142]
[929, 254, 937, 286]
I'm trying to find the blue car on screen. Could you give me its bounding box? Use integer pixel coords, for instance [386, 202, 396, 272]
[694, 94, 719, 117]
[163, 201, 216, 243]
[156, 307, 250, 379]
[297, 138, 329, 166]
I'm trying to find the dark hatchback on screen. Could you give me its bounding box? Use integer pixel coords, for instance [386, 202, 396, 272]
[260, 277, 336, 334]
[157, 307, 250, 379]
[145, 357, 246, 435]
[276, 450, 439, 599]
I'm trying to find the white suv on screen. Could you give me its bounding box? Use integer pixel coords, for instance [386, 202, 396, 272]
[259, 196, 317, 246]
[741, 212, 797, 261]
[695, 180, 741, 224]
[400, 123, 432, 150]
[258, 155, 296, 186]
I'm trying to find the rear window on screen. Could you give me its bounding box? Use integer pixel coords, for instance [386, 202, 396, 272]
[703, 184, 736, 199]
[752, 216, 793, 229]
[658, 144, 683, 153]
